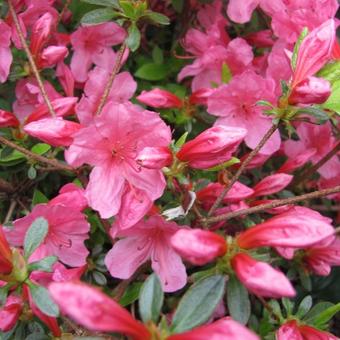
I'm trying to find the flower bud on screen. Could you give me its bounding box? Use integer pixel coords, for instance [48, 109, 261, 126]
[0, 295, 23, 332]
[176, 126, 246, 169]
[289, 76, 331, 105]
[231, 253, 295, 298]
[137, 88, 183, 108]
[136, 146, 173, 169]
[171, 229, 227, 265]
[24, 118, 82, 147]
[39, 46, 68, 69]
[0, 226, 12, 275]
[0, 110, 19, 128]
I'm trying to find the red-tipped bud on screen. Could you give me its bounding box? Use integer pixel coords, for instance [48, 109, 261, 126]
[24, 118, 82, 147]
[176, 126, 246, 169]
[171, 229, 227, 265]
[0, 295, 23, 332]
[289, 76, 331, 105]
[136, 146, 173, 169]
[231, 253, 295, 298]
[0, 110, 19, 128]
[251, 173, 293, 197]
[49, 281, 150, 339]
[189, 88, 214, 105]
[237, 207, 334, 250]
[0, 226, 13, 275]
[137, 89, 183, 109]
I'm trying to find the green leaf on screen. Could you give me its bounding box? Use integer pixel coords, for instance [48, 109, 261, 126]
[139, 274, 164, 323]
[31, 143, 51, 155]
[299, 270, 312, 291]
[93, 271, 107, 286]
[28, 166, 37, 180]
[317, 61, 340, 85]
[28, 256, 57, 272]
[221, 63, 232, 84]
[296, 295, 313, 318]
[206, 157, 240, 172]
[305, 303, 340, 328]
[280, 80, 289, 97]
[135, 63, 168, 81]
[81, 0, 119, 8]
[144, 10, 170, 25]
[32, 190, 49, 206]
[81, 8, 117, 25]
[120, 282, 143, 307]
[0, 149, 25, 166]
[126, 23, 141, 52]
[303, 302, 334, 323]
[24, 217, 49, 259]
[171, 275, 225, 333]
[322, 79, 340, 114]
[171, 0, 184, 12]
[291, 27, 308, 70]
[152, 46, 164, 64]
[174, 131, 188, 149]
[226, 275, 251, 325]
[119, 1, 136, 19]
[282, 298, 294, 316]
[256, 100, 274, 108]
[296, 106, 330, 124]
[28, 282, 59, 317]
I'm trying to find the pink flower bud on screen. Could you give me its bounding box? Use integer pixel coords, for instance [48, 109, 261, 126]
[251, 173, 293, 197]
[289, 76, 331, 105]
[292, 19, 335, 88]
[189, 88, 214, 105]
[0, 110, 19, 128]
[136, 146, 173, 169]
[237, 207, 334, 250]
[176, 126, 246, 169]
[39, 45, 68, 69]
[24, 117, 82, 147]
[168, 317, 259, 340]
[171, 229, 227, 265]
[49, 281, 150, 339]
[0, 226, 12, 275]
[137, 88, 183, 109]
[231, 253, 295, 298]
[0, 295, 23, 332]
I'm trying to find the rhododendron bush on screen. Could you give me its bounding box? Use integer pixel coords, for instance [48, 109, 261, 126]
[0, 0, 340, 338]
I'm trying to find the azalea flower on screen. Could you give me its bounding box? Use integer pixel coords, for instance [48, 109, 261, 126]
[66, 102, 171, 219]
[105, 215, 187, 292]
[137, 88, 183, 109]
[0, 19, 12, 83]
[5, 204, 90, 267]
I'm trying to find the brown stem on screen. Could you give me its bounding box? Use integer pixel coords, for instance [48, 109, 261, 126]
[0, 178, 15, 193]
[8, 0, 57, 117]
[95, 43, 127, 116]
[204, 185, 340, 224]
[293, 142, 340, 186]
[4, 200, 17, 224]
[207, 124, 278, 217]
[257, 296, 281, 322]
[0, 136, 74, 173]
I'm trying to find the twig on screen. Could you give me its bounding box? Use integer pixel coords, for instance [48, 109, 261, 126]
[203, 185, 340, 224]
[4, 200, 17, 224]
[257, 295, 281, 322]
[0, 136, 75, 173]
[0, 178, 15, 193]
[7, 0, 57, 117]
[293, 142, 340, 186]
[207, 124, 278, 217]
[95, 43, 127, 116]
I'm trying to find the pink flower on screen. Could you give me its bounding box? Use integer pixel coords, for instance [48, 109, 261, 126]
[227, 0, 260, 24]
[39, 45, 68, 69]
[105, 215, 187, 292]
[49, 183, 87, 211]
[0, 19, 12, 83]
[237, 207, 334, 250]
[176, 126, 246, 169]
[76, 69, 136, 125]
[277, 320, 338, 340]
[168, 317, 259, 340]
[0, 295, 23, 332]
[304, 237, 340, 276]
[0, 226, 13, 275]
[137, 89, 183, 109]
[291, 20, 336, 89]
[289, 76, 331, 105]
[70, 23, 126, 83]
[56, 62, 74, 97]
[66, 102, 171, 219]
[136, 146, 173, 169]
[251, 173, 293, 197]
[170, 229, 227, 265]
[208, 70, 281, 155]
[231, 253, 295, 298]
[24, 117, 82, 147]
[6, 204, 90, 267]
[49, 281, 150, 340]
[0, 109, 19, 128]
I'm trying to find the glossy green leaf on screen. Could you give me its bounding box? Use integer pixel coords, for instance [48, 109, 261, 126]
[171, 275, 225, 333]
[139, 274, 164, 323]
[291, 27, 308, 70]
[81, 0, 119, 7]
[28, 256, 58, 273]
[296, 295, 313, 318]
[120, 282, 143, 307]
[126, 23, 141, 52]
[31, 143, 51, 155]
[81, 8, 117, 24]
[144, 10, 170, 25]
[135, 63, 168, 81]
